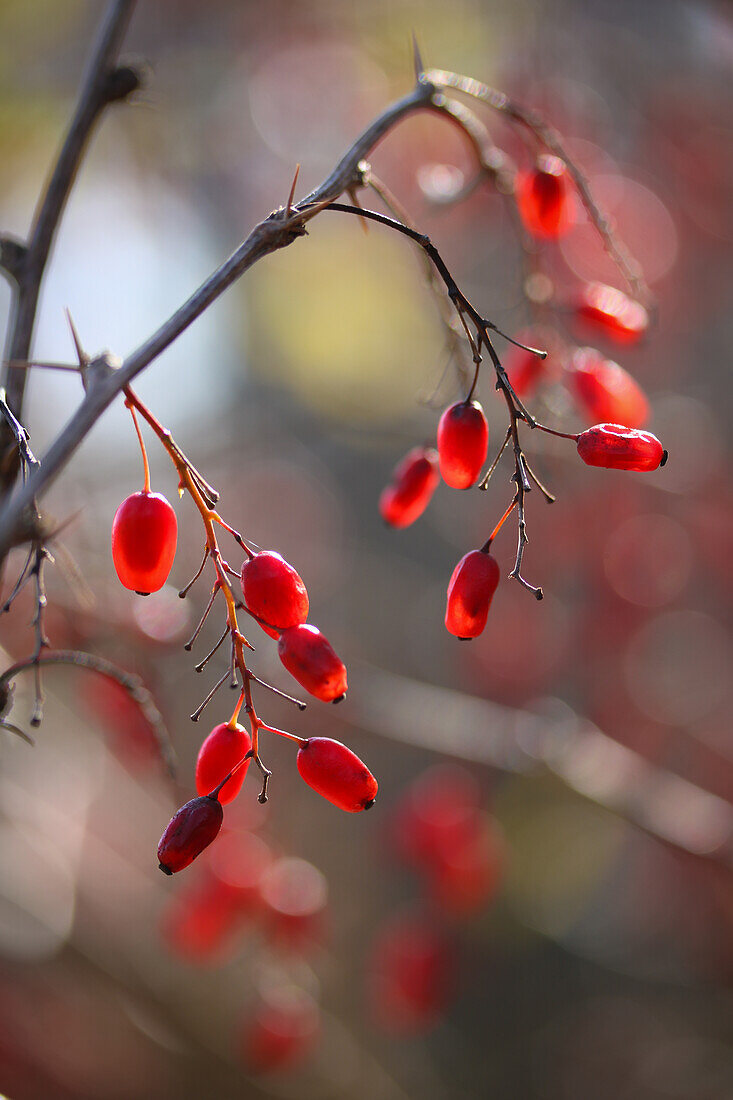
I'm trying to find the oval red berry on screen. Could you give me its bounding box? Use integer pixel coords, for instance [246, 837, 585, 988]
[296, 737, 377, 813]
[445, 549, 500, 638]
[112, 491, 178, 594]
[516, 155, 572, 239]
[437, 401, 489, 489]
[157, 794, 223, 874]
[575, 283, 649, 344]
[379, 446, 439, 528]
[195, 722, 252, 805]
[278, 624, 347, 702]
[240, 551, 308, 630]
[566, 347, 649, 428]
[576, 423, 666, 472]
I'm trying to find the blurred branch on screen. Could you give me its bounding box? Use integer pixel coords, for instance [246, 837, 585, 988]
[0, 0, 139, 484]
[347, 664, 733, 871]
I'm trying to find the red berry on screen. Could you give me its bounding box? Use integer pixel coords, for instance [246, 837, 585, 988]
[277, 624, 347, 703]
[575, 282, 649, 344]
[111, 490, 177, 595]
[195, 722, 252, 805]
[445, 549, 500, 638]
[158, 794, 223, 874]
[516, 155, 572, 239]
[162, 880, 239, 963]
[379, 446, 439, 528]
[240, 989, 320, 1073]
[259, 856, 328, 951]
[437, 401, 489, 489]
[296, 737, 377, 813]
[368, 911, 453, 1034]
[576, 423, 667, 471]
[240, 551, 308, 630]
[566, 347, 649, 428]
[428, 813, 505, 917]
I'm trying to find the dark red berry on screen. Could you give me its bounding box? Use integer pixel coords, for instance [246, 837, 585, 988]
[296, 737, 377, 813]
[240, 551, 308, 630]
[437, 401, 489, 489]
[516, 155, 572, 239]
[195, 722, 252, 805]
[566, 347, 649, 428]
[277, 624, 347, 702]
[111, 490, 177, 594]
[576, 423, 667, 471]
[575, 282, 649, 344]
[445, 549, 500, 638]
[157, 794, 223, 875]
[379, 446, 439, 528]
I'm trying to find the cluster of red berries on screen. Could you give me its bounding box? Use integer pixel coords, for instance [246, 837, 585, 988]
[368, 765, 504, 1034]
[161, 829, 326, 1072]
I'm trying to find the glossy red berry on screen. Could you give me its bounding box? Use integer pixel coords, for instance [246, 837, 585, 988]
[379, 446, 439, 528]
[445, 549, 500, 638]
[566, 347, 649, 428]
[576, 423, 667, 471]
[437, 401, 489, 489]
[296, 737, 377, 813]
[158, 794, 223, 875]
[111, 490, 177, 595]
[576, 282, 649, 344]
[195, 722, 252, 805]
[278, 624, 347, 703]
[240, 550, 308, 630]
[516, 155, 572, 239]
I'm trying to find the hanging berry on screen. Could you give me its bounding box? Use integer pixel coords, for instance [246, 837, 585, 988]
[445, 549, 501, 638]
[277, 624, 347, 703]
[111, 491, 178, 595]
[575, 282, 649, 344]
[437, 401, 489, 489]
[516, 155, 572, 239]
[296, 737, 377, 812]
[158, 793, 224, 874]
[576, 423, 667, 471]
[566, 347, 649, 428]
[379, 446, 439, 528]
[195, 722, 252, 805]
[240, 550, 309, 630]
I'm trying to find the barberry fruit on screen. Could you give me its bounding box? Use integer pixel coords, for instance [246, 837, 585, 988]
[158, 794, 224, 874]
[437, 400, 489, 489]
[195, 722, 252, 805]
[368, 910, 452, 1034]
[240, 551, 308, 630]
[241, 989, 320, 1073]
[277, 624, 347, 702]
[576, 423, 667, 471]
[445, 549, 500, 638]
[296, 737, 377, 812]
[111, 490, 177, 595]
[516, 155, 572, 239]
[575, 282, 649, 344]
[379, 446, 439, 528]
[566, 347, 649, 428]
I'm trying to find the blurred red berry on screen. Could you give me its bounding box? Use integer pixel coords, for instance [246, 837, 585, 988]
[577, 423, 667, 471]
[112, 491, 177, 595]
[158, 795, 224, 875]
[437, 400, 489, 489]
[575, 282, 649, 344]
[368, 910, 453, 1034]
[195, 722, 252, 805]
[277, 624, 347, 702]
[504, 333, 552, 398]
[445, 549, 501, 638]
[296, 737, 377, 812]
[566, 346, 649, 428]
[379, 446, 439, 528]
[259, 856, 328, 951]
[240, 988, 320, 1074]
[516, 155, 572, 239]
[240, 551, 309, 630]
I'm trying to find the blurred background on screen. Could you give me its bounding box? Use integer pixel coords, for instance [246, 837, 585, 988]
[0, 0, 732, 1095]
